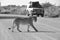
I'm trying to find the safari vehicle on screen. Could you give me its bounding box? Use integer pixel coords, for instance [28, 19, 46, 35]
[29, 1, 44, 17]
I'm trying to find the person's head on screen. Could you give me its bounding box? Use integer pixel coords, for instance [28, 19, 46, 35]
[29, 1, 32, 5]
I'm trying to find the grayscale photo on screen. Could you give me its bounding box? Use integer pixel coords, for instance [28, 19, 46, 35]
[0, 0, 60, 40]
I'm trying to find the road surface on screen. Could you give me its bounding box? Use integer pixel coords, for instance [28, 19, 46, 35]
[0, 17, 60, 40]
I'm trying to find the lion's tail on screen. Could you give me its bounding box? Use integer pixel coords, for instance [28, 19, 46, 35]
[8, 28, 11, 30]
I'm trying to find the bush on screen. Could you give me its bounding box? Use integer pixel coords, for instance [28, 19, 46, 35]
[44, 6, 60, 18]
[42, 2, 53, 8]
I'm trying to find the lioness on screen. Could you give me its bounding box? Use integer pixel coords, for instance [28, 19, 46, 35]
[8, 16, 38, 32]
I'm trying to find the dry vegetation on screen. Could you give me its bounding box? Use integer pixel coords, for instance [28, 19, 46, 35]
[44, 6, 60, 18]
[0, 3, 60, 18]
[0, 5, 28, 15]
[42, 2, 60, 18]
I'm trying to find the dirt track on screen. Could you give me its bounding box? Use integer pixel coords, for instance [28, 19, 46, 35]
[0, 17, 60, 40]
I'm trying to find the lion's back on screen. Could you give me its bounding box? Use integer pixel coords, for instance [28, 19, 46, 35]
[14, 18, 33, 25]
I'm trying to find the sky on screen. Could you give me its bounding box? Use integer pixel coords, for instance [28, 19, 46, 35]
[0, 0, 60, 6]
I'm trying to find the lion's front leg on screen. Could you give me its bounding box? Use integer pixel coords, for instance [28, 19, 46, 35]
[27, 24, 30, 32]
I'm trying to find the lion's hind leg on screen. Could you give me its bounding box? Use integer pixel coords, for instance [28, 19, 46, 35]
[11, 23, 16, 32]
[27, 24, 30, 32]
[8, 22, 16, 32]
[16, 23, 22, 32]
[8, 24, 16, 32]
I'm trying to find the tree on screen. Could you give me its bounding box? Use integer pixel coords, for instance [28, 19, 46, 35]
[42, 2, 53, 8]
